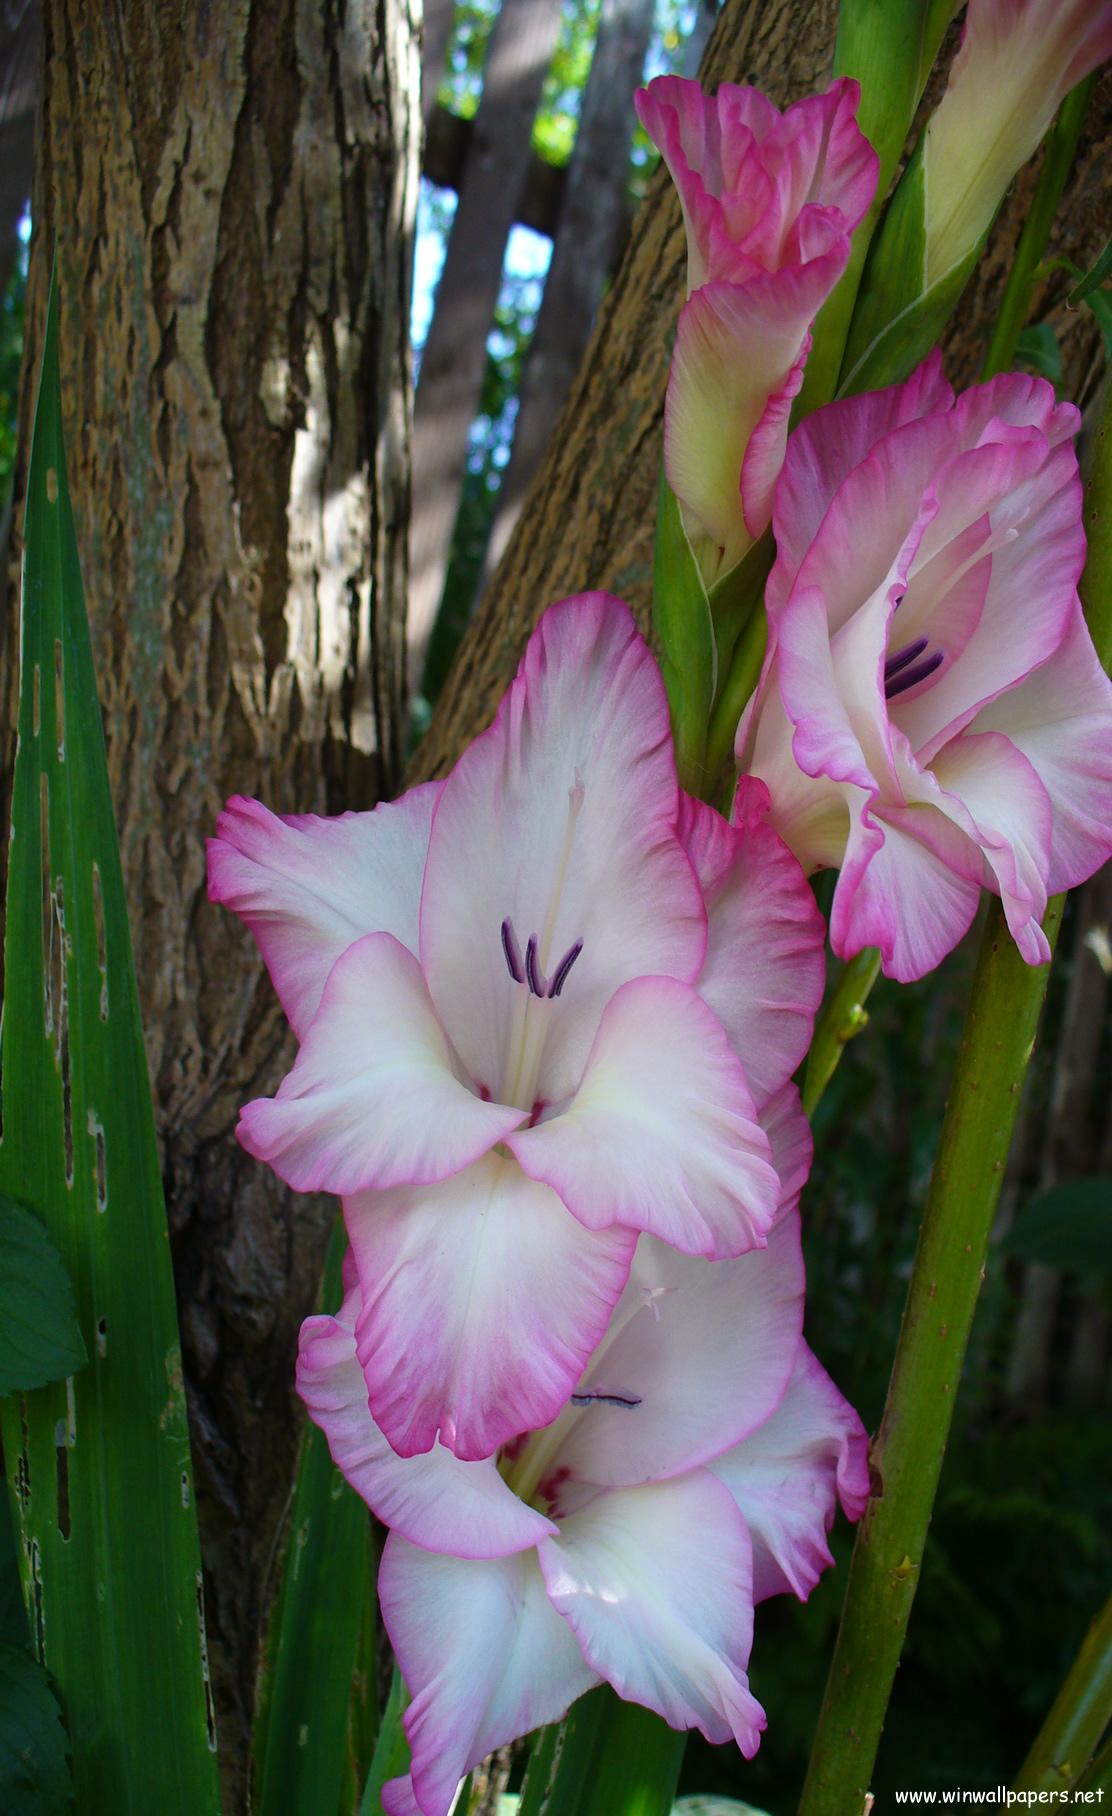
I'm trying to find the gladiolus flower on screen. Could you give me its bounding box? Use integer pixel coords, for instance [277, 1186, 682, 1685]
[738, 356, 1112, 982]
[924, 0, 1112, 285]
[297, 1091, 867, 1816]
[636, 75, 878, 586]
[209, 594, 824, 1460]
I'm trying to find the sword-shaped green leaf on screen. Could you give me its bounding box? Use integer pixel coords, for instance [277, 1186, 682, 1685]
[517, 1689, 683, 1816]
[0, 270, 220, 1811]
[252, 1220, 377, 1816]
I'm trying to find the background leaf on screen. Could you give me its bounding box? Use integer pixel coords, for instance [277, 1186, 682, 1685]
[0, 1642, 72, 1813]
[518, 1689, 683, 1816]
[358, 1668, 410, 1816]
[1001, 1178, 1112, 1275]
[1067, 237, 1112, 307]
[0, 1197, 86, 1395]
[1014, 323, 1063, 385]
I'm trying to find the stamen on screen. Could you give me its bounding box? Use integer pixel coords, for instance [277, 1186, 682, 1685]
[547, 939, 584, 998]
[570, 1391, 642, 1411]
[884, 635, 928, 680]
[500, 917, 524, 983]
[886, 649, 944, 699]
[525, 934, 548, 998]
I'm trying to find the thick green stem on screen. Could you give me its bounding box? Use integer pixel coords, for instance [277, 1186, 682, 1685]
[799, 894, 1066, 1814]
[981, 78, 1095, 381]
[1013, 1591, 1112, 1793]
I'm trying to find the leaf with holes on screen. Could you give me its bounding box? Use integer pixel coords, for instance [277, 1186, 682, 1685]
[0, 270, 220, 1811]
[0, 1642, 72, 1812]
[0, 1195, 86, 1395]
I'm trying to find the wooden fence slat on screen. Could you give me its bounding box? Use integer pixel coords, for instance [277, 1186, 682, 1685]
[408, 0, 565, 694]
[480, 0, 655, 592]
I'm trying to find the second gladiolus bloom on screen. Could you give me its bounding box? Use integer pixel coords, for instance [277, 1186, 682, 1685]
[738, 357, 1112, 981]
[209, 594, 825, 1460]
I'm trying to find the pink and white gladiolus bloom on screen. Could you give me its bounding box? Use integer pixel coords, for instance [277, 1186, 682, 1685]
[738, 356, 1112, 983]
[298, 1097, 868, 1816]
[209, 594, 824, 1461]
[636, 75, 877, 586]
[924, 0, 1112, 285]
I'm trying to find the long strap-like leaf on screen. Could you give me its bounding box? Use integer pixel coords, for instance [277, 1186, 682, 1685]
[0, 270, 221, 1811]
[252, 1220, 378, 1815]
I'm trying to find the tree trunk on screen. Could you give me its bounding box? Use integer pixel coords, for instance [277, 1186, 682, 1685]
[413, 8, 1112, 784]
[2, 0, 419, 1800]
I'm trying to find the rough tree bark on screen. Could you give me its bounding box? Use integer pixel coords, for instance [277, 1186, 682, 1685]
[1, 0, 419, 1800]
[414, 8, 1112, 783]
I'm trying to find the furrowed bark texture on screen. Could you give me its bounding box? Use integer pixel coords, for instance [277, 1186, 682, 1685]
[413, 24, 1112, 783]
[2, 0, 419, 1799]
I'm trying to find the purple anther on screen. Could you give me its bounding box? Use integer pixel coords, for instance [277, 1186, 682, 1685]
[525, 934, 549, 998]
[885, 648, 944, 699]
[570, 1391, 642, 1411]
[500, 917, 524, 984]
[548, 939, 584, 999]
[884, 636, 929, 682]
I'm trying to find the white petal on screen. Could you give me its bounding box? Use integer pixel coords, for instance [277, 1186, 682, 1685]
[710, 1343, 869, 1602]
[237, 934, 523, 1194]
[539, 1474, 766, 1753]
[207, 783, 439, 1036]
[510, 976, 778, 1259]
[380, 1535, 598, 1816]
